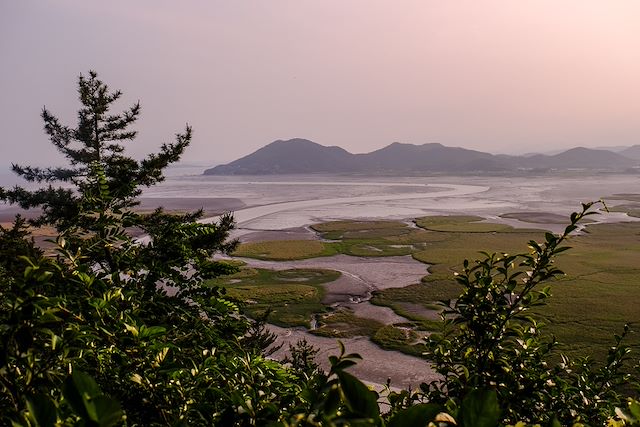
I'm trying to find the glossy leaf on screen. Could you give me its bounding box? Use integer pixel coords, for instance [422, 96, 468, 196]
[336, 370, 380, 421]
[387, 403, 441, 427]
[459, 389, 500, 427]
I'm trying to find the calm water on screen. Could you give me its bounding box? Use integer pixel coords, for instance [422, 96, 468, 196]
[141, 173, 640, 231]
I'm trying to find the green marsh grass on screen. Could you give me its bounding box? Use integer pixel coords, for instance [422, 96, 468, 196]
[414, 215, 514, 232]
[311, 309, 385, 338]
[209, 268, 340, 327]
[233, 240, 336, 260]
[322, 217, 640, 360]
[226, 216, 640, 360]
[371, 325, 427, 356]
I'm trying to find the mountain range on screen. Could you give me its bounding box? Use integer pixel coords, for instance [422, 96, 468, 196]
[204, 139, 640, 175]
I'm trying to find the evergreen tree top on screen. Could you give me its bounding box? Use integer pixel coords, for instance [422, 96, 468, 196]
[1, 71, 192, 228]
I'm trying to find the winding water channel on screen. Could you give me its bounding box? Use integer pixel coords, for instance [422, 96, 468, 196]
[199, 182, 490, 228]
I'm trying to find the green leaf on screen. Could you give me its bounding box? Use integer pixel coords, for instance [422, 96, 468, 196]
[628, 399, 640, 419]
[62, 371, 123, 426]
[546, 416, 561, 427]
[91, 396, 124, 427]
[387, 403, 441, 427]
[332, 359, 358, 371]
[323, 386, 342, 417]
[63, 371, 96, 420]
[139, 325, 166, 339]
[124, 323, 139, 337]
[459, 389, 500, 427]
[26, 395, 57, 427]
[336, 371, 380, 420]
[554, 246, 571, 253]
[15, 326, 34, 353]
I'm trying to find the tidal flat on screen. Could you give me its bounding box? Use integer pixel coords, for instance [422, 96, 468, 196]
[220, 217, 640, 359]
[7, 173, 637, 388]
[144, 173, 640, 387]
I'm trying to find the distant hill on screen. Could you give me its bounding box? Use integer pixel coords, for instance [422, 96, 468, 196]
[203, 139, 640, 175]
[355, 142, 509, 172]
[593, 145, 631, 153]
[521, 147, 637, 170]
[619, 145, 640, 160]
[205, 139, 356, 174]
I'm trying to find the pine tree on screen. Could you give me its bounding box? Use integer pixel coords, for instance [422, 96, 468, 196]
[0, 71, 191, 229]
[0, 71, 237, 296]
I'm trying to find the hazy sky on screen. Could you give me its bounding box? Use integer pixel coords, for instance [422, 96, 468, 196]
[1, 0, 640, 168]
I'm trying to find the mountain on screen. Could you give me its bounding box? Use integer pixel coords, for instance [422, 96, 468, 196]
[593, 145, 631, 153]
[521, 147, 637, 170]
[204, 139, 356, 174]
[619, 145, 640, 160]
[355, 142, 509, 172]
[203, 139, 640, 175]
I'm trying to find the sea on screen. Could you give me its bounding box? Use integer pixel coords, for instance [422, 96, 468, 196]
[141, 171, 640, 232]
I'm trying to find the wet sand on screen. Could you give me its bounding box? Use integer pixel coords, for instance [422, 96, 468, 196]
[268, 324, 438, 390]
[0, 206, 42, 222]
[500, 211, 570, 224]
[239, 254, 437, 387]
[238, 227, 318, 242]
[0, 197, 245, 223]
[137, 197, 245, 215]
[238, 254, 429, 302]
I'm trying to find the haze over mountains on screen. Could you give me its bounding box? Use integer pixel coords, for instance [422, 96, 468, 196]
[204, 139, 640, 175]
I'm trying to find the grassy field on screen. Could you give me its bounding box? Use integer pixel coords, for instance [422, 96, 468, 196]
[367, 219, 548, 337]
[541, 222, 640, 357]
[233, 240, 337, 260]
[207, 267, 340, 327]
[371, 325, 428, 357]
[318, 220, 449, 257]
[223, 214, 640, 361]
[234, 220, 436, 259]
[373, 217, 640, 360]
[311, 308, 385, 339]
[415, 215, 515, 232]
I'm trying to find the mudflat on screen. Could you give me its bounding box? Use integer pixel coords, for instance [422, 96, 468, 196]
[267, 324, 438, 390]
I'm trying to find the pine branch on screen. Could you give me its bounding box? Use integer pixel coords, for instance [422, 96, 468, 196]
[137, 126, 192, 186]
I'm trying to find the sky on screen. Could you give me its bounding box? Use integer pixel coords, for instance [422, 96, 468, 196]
[1, 0, 640, 169]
